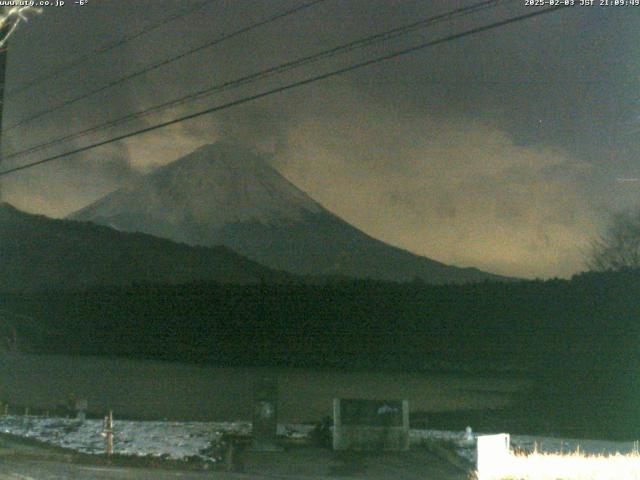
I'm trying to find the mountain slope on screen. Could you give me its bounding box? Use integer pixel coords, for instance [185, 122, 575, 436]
[70, 143, 510, 284]
[0, 203, 292, 291]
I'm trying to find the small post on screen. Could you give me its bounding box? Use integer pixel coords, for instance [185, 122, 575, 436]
[225, 438, 235, 472]
[464, 426, 474, 446]
[103, 410, 114, 456]
[24, 407, 28, 417]
[3, 404, 7, 416]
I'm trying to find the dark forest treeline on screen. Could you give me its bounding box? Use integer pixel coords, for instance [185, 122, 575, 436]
[1, 269, 639, 437]
[2, 269, 638, 370]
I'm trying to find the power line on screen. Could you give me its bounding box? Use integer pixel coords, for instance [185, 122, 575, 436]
[1, 0, 504, 163]
[4, 0, 328, 133]
[5, 0, 216, 97]
[0, 4, 568, 178]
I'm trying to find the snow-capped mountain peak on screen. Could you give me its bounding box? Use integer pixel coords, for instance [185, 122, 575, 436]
[74, 143, 323, 230]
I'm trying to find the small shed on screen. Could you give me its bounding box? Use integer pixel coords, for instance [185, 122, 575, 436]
[332, 398, 409, 451]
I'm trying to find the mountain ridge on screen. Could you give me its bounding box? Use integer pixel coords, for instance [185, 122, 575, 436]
[0, 202, 293, 292]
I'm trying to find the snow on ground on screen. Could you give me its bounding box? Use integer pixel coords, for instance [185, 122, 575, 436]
[0, 416, 252, 460]
[410, 428, 639, 464]
[0, 415, 636, 465]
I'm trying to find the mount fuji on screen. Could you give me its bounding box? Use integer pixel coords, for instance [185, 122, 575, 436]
[69, 143, 508, 284]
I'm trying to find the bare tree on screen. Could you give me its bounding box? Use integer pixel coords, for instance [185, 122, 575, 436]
[588, 211, 640, 271]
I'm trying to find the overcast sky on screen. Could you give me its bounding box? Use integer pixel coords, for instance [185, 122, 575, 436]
[0, 0, 638, 279]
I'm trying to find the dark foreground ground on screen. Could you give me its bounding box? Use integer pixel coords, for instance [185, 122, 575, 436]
[0, 453, 469, 480]
[0, 434, 470, 480]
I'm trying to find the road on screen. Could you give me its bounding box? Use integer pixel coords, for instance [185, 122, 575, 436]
[0, 449, 470, 479]
[0, 460, 234, 479]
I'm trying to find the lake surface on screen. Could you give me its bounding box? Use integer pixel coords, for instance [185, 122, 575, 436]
[0, 352, 529, 423]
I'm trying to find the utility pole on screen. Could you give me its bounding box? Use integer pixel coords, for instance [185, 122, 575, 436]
[0, 21, 11, 193]
[0, 10, 19, 194]
[0, 7, 41, 185]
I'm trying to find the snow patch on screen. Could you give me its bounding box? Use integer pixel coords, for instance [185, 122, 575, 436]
[1, 415, 633, 466]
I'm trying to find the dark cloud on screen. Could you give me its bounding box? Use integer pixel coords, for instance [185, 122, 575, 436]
[263, 84, 598, 278]
[1, 0, 637, 277]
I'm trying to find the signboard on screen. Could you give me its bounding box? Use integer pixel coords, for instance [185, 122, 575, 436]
[339, 399, 404, 427]
[476, 433, 511, 480]
[333, 398, 409, 451]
